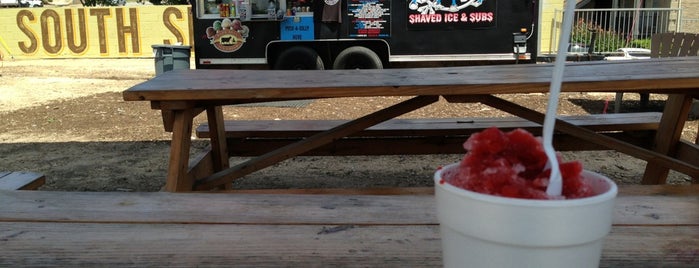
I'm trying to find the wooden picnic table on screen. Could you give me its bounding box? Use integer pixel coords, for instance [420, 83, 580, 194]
[123, 57, 699, 192]
[1, 185, 698, 267]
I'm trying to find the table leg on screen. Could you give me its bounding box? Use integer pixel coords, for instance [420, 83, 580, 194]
[165, 109, 196, 192]
[205, 106, 231, 190]
[641, 94, 694, 184]
[614, 93, 623, 113]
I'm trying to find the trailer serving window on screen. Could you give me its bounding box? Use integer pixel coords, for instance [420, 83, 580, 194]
[197, 0, 284, 20]
[198, 0, 222, 18]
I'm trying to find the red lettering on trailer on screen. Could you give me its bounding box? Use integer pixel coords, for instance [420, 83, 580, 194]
[444, 13, 459, 23]
[408, 14, 442, 24]
[469, 12, 494, 23]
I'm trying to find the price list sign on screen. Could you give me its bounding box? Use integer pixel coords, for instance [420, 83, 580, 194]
[348, 0, 390, 37]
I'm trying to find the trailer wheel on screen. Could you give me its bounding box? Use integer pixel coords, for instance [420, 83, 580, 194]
[273, 46, 325, 70]
[332, 46, 383, 69]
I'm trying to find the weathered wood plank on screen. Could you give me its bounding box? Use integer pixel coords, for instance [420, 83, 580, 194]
[123, 57, 699, 103]
[196, 113, 662, 138]
[1, 223, 696, 267]
[617, 184, 699, 196]
[0, 171, 45, 190]
[0, 191, 437, 225]
[1, 185, 697, 267]
[601, 226, 699, 268]
[224, 187, 437, 195]
[225, 185, 699, 197]
[195, 113, 660, 156]
[215, 132, 654, 156]
[651, 32, 699, 58]
[1, 223, 441, 267]
[1, 188, 697, 226]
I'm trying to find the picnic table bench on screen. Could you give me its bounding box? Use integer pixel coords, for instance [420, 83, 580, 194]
[0, 171, 45, 190]
[196, 113, 662, 156]
[1, 185, 698, 267]
[123, 57, 699, 192]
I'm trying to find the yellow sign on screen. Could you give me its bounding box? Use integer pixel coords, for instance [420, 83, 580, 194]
[0, 5, 193, 59]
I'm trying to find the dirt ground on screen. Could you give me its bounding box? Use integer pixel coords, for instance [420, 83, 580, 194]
[0, 58, 696, 192]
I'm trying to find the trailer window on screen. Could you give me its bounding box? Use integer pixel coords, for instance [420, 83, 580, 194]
[249, 0, 282, 19]
[197, 0, 285, 20]
[198, 0, 222, 18]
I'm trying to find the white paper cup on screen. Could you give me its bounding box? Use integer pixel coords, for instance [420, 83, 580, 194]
[434, 163, 617, 268]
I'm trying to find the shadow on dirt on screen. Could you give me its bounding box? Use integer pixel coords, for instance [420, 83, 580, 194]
[569, 96, 699, 121]
[0, 141, 172, 192]
[568, 98, 666, 114]
[0, 140, 453, 192]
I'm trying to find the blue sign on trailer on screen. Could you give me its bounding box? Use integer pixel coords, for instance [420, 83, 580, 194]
[281, 15, 315, 40]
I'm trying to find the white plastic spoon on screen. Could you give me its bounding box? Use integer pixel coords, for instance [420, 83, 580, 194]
[545, 0, 577, 197]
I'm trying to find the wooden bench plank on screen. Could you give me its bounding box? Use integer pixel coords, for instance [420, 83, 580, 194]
[0, 222, 696, 267]
[2, 186, 697, 226]
[616, 184, 699, 196]
[602, 226, 699, 268]
[224, 187, 437, 195]
[226, 184, 699, 196]
[0, 171, 45, 190]
[3, 222, 442, 267]
[197, 113, 662, 138]
[0, 191, 437, 225]
[212, 133, 655, 156]
[1, 186, 697, 267]
[196, 113, 661, 156]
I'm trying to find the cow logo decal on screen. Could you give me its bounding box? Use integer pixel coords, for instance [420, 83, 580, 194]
[205, 18, 250, 53]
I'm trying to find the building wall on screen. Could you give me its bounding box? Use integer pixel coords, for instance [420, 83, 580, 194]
[539, 0, 565, 54]
[678, 0, 699, 33]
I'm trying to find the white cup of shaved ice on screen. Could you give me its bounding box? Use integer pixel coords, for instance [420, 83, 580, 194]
[434, 162, 618, 268]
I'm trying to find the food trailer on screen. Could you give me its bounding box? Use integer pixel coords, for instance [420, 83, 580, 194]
[191, 0, 539, 69]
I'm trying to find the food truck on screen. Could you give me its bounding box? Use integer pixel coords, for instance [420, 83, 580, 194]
[191, 0, 539, 69]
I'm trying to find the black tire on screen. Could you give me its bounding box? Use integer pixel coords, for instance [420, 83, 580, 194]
[273, 46, 324, 70]
[332, 46, 383, 69]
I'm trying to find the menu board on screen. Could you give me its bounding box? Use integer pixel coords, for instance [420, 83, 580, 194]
[348, 0, 390, 37]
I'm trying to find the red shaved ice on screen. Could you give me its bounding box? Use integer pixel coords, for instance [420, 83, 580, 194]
[447, 127, 594, 199]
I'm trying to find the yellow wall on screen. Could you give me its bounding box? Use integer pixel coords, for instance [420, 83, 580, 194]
[539, 0, 564, 54]
[0, 6, 192, 59]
